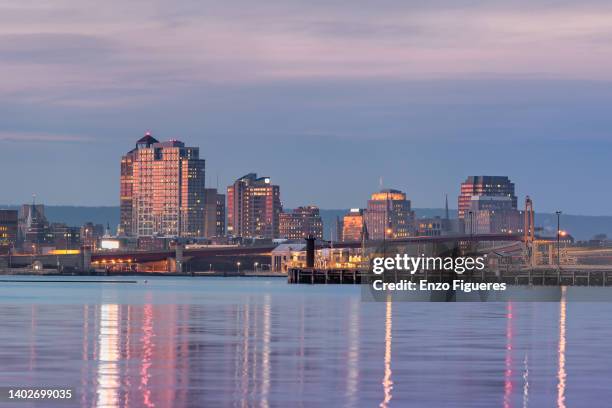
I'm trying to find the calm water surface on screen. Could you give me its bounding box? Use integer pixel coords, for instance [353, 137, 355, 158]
[1, 276, 612, 407]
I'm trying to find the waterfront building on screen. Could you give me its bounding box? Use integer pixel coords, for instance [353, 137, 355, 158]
[365, 189, 414, 240]
[271, 243, 306, 272]
[271, 243, 361, 272]
[0, 209, 18, 252]
[341, 208, 367, 242]
[279, 206, 324, 240]
[227, 173, 281, 239]
[458, 176, 517, 219]
[120, 132, 206, 238]
[203, 188, 225, 238]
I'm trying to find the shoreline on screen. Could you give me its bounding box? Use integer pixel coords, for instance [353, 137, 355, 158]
[0, 270, 287, 278]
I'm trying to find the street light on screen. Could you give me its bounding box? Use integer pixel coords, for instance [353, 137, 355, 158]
[254, 262, 259, 272]
[556, 211, 562, 267]
[237, 261, 241, 275]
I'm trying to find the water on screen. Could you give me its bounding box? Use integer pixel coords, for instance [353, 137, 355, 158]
[1, 276, 611, 407]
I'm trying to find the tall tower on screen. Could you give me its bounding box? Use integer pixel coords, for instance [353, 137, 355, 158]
[227, 173, 281, 239]
[364, 189, 414, 240]
[458, 176, 517, 219]
[120, 132, 206, 238]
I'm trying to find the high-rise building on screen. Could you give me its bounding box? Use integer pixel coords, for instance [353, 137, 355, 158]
[335, 216, 343, 242]
[458, 176, 517, 219]
[464, 195, 523, 235]
[0, 210, 18, 250]
[365, 189, 414, 240]
[227, 173, 281, 239]
[341, 208, 367, 242]
[119, 145, 135, 236]
[120, 132, 206, 237]
[203, 188, 225, 238]
[279, 206, 324, 240]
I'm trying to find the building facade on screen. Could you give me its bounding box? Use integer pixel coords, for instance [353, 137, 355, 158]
[365, 189, 414, 240]
[417, 216, 445, 237]
[279, 206, 324, 240]
[458, 176, 517, 219]
[0, 210, 18, 251]
[341, 208, 367, 242]
[466, 208, 524, 235]
[120, 133, 206, 237]
[18, 203, 50, 252]
[203, 188, 226, 238]
[227, 173, 281, 239]
[80, 222, 105, 249]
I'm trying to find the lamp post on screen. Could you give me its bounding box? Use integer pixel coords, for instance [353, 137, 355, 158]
[237, 261, 241, 275]
[556, 211, 562, 267]
[254, 262, 258, 273]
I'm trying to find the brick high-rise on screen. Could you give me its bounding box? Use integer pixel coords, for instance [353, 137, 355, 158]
[227, 173, 281, 239]
[279, 206, 323, 240]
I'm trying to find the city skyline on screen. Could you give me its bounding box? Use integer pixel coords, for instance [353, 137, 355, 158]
[2, 1, 612, 214]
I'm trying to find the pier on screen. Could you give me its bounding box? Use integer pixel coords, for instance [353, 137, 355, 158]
[288, 267, 612, 286]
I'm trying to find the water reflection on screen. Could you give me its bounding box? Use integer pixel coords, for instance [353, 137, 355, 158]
[504, 302, 513, 408]
[557, 287, 567, 408]
[2, 279, 610, 407]
[96, 304, 120, 408]
[261, 294, 271, 408]
[380, 297, 393, 408]
[239, 301, 250, 407]
[346, 299, 360, 407]
[139, 303, 154, 408]
[523, 354, 530, 408]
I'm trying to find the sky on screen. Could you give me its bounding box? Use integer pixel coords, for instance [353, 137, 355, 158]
[1, 0, 612, 214]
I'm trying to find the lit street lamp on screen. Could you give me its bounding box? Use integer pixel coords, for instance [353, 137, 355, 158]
[254, 262, 259, 272]
[237, 261, 241, 275]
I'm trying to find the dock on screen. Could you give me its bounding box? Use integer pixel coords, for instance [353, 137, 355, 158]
[288, 267, 612, 286]
[288, 268, 367, 284]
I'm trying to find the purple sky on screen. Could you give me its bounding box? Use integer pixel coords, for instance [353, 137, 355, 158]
[1, 1, 612, 214]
